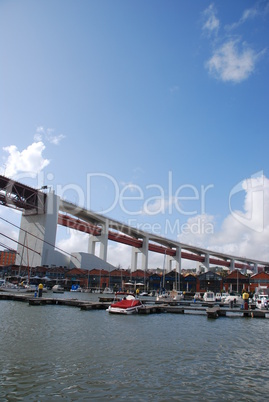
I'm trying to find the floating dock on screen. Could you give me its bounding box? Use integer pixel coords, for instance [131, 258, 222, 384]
[1, 292, 268, 318]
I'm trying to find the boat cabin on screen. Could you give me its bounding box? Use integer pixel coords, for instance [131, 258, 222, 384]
[203, 292, 216, 302]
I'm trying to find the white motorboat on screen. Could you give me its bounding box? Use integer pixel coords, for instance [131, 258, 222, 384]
[203, 292, 216, 302]
[255, 294, 268, 309]
[223, 294, 243, 306]
[194, 292, 203, 301]
[215, 293, 222, 302]
[156, 292, 172, 302]
[220, 293, 230, 302]
[107, 295, 144, 315]
[171, 290, 184, 301]
[103, 287, 114, 294]
[52, 284, 65, 293]
[156, 290, 183, 302]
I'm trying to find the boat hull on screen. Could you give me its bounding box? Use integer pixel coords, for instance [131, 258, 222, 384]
[107, 306, 142, 314]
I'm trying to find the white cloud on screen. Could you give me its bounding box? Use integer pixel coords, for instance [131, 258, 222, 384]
[177, 174, 269, 264]
[48, 134, 65, 145]
[177, 214, 215, 246]
[57, 229, 88, 254]
[35, 126, 65, 145]
[1, 142, 50, 178]
[140, 196, 176, 215]
[202, 3, 267, 83]
[206, 40, 259, 83]
[202, 3, 220, 35]
[120, 181, 140, 193]
[226, 3, 267, 30]
[107, 242, 131, 268]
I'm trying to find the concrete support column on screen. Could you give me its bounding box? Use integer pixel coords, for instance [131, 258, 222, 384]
[175, 246, 182, 291]
[88, 238, 96, 255]
[204, 253, 210, 272]
[131, 236, 148, 273]
[166, 255, 173, 271]
[131, 247, 139, 272]
[99, 219, 108, 261]
[230, 259, 235, 271]
[141, 235, 149, 273]
[88, 219, 109, 261]
[253, 263, 258, 274]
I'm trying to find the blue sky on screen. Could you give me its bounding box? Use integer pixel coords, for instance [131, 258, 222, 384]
[0, 0, 269, 269]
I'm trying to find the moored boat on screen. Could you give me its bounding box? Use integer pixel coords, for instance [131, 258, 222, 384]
[103, 287, 114, 294]
[107, 295, 144, 314]
[0, 281, 47, 294]
[70, 284, 82, 292]
[203, 292, 216, 302]
[255, 294, 268, 309]
[223, 294, 243, 306]
[156, 289, 184, 302]
[52, 284, 65, 293]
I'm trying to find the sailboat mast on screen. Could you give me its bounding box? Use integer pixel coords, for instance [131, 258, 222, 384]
[162, 250, 166, 289]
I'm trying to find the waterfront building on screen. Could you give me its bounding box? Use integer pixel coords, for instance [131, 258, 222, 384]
[197, 271, 222, 293]
[222, 270, 249, 293]
[0, 249, 16, 266]
[249, 272, 269, 292]
[148, 272, 162, 290]
[183, 273, 198, 293]
[66, 268, 89, 288]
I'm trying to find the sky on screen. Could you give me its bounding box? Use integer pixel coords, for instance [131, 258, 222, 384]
[0, 0, 269, 270]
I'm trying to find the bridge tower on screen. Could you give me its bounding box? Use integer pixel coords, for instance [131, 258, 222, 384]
[15, 192, 68, 267]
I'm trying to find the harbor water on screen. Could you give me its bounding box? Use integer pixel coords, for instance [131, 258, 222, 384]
[1, 292, 269, 401]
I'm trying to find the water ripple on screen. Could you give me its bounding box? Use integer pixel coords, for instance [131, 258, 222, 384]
[1, 297, 269, 401]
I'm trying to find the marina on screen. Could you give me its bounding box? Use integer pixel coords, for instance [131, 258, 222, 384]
[1, 291, 269, 318]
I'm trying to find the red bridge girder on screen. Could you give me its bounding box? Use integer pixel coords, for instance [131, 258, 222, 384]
[58, 214, 102, 236]
[58, 214, 243, 268]
[209, 258, 230, 267]
[148, 243, 175, 256]
[108, 231, 142, 248]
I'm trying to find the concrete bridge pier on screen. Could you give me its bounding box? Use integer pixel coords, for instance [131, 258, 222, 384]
[131, 235, 149, 273]
[88, 218, 109, 261]
[204, 253, 210, 272]
[15, 192, 60, 267]
[174, 246, 182, 291]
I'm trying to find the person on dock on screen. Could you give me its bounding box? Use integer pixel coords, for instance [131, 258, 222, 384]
[38, 283, 43, 298]
[242, 290, 249, 310]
